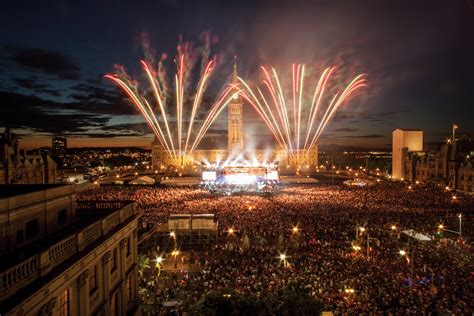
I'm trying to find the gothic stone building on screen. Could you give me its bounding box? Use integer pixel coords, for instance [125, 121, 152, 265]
[0, 129, 57, 184]
[404, 138, 474, 192]
[151, 64, 319, 172]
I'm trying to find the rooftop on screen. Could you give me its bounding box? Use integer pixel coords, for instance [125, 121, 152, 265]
[0, 184, 65, 199]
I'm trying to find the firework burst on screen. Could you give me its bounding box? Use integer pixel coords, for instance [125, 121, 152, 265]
[238, 64, 368, 159]
[104, 42, 235, 164]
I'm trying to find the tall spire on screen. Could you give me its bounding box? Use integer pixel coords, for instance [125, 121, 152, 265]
[232, 55, 238, 83]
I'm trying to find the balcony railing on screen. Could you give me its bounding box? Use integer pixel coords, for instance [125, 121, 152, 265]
[76, 200, 134, 211]
[0, 201, 136, 302]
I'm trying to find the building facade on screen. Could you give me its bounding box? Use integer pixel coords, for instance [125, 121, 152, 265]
[0, 129, 57, 184]
[52, 136, 68, 161]
[403, 138, 474, 192]
[228, 63, 244, 152]
[151, 65, 319, 172]
[0, 185, 139, 315]
[391, 129, 423, 180]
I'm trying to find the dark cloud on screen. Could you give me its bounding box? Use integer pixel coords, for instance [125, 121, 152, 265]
[0, 91, 108, 134]
[67, 80, 138, 116]
[62, 132, 147, 138]
[100, 122, 150, 135]
[2, 46, 81, 80]
[13, 76, 62, 97]
[331, 128, 359, 133]
[337, 134, 385, 139]
[333, 109, 411, 124]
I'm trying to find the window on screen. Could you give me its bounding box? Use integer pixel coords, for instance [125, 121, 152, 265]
[111, 248, 118, 273]
[126, 274, 132, 304]
[110, 291, 120, 316]
[126, 237, 131, 257]
[17, 230, 24, 243]
[57, 209, 67, 225]
[25, 219, 39, 240]
[89, 265, 98, 294]
[57, 288, 71, 316]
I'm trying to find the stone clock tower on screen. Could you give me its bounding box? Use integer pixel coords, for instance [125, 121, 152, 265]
[228, 62, 244, 152]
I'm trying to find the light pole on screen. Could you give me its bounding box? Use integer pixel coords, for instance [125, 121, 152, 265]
[170, 231, 177, 249]
[367, 233, 380, 259]
[172, 250, 179, 269]
[279, 253, 287, 268]
[459, 213, 462, 237]
[155, 256, 163, 276]
[399, 246, 415, 292]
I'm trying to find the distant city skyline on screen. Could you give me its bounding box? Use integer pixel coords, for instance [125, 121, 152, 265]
[1, 0, 473, 149]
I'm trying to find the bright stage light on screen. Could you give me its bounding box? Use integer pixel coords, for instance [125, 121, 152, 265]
[225, 174, 257, 185]
[266, 170, 279, 181]
[202, 171, 217, 181]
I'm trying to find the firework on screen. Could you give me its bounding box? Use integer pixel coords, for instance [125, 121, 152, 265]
[105, 46, 235, 164]
[238, 64, 367, 159]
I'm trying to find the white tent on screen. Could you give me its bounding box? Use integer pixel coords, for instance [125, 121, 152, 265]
[130, 175, 155, 185]
[401, 229, 431, 242]
[343, 179, 367, 187]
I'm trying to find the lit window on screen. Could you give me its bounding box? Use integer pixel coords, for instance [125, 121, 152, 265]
[57, 288, 71, 316]
[89, 265, 98, 294]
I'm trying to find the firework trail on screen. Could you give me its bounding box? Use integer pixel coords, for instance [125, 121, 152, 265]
[238, 64, 367, 159]
[104, 42, 235, 164]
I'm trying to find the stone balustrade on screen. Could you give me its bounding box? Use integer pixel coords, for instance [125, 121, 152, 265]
[82, 221, 102, 247]
[48, 235, 77, 266]
[0, 256, 40, 294]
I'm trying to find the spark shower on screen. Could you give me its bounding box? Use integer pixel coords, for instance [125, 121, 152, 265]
[105, 42, 367, 164]
[238, 65, 368, 160]
[105, 41, 236, 164]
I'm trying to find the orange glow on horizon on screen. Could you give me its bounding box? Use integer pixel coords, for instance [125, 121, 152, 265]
[19, 135, 154, 150]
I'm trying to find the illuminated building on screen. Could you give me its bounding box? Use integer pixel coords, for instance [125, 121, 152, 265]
[0, 184, 139, 315]
[152, 64, 319, 173]
[0, 129, 57, 184]
[403, 136, 474, 192]
[391, 129, 423, 180]
[52, 136, 68, 161]
[228, 63, 244, 152]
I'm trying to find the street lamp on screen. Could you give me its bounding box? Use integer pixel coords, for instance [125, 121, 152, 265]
[391, 225, 397, 231]
[279, 253, 288, 268]
[458, 213, 462, 237]
[172, 250, 179, 269]
[155, 256, 163, 276]
[399, 248, 414, 290]
[156, 256, 163, 264]
[292, 226, 299, 234]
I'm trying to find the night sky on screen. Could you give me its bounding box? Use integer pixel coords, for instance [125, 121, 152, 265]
[1, 0, 473, 149]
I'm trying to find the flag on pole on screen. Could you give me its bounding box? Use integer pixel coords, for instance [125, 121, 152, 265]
[452, 124, 459, 141]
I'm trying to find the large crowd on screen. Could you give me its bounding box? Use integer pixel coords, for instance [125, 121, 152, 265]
[78, 182, 474, 314]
